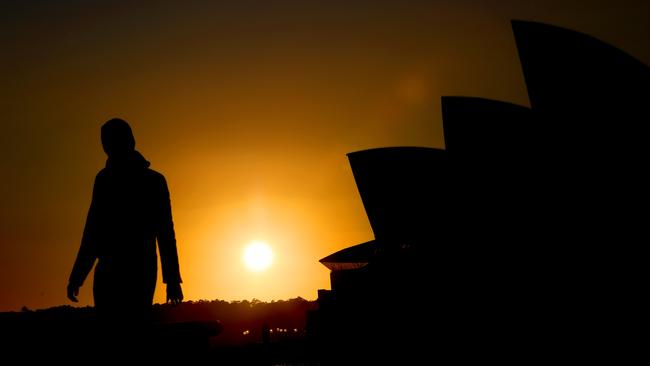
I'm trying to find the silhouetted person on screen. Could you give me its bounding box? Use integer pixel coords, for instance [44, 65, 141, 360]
[67, 118, 183, 323]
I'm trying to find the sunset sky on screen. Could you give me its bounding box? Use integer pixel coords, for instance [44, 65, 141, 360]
[1, 0, 648, 311]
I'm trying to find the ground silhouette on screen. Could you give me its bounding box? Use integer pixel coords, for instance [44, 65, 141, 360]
[0, 298, 314, 362]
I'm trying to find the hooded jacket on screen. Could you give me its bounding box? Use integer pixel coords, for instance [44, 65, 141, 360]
[69, 150, 181, 314]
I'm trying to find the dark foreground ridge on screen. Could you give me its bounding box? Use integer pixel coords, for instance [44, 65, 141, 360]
[0, 298, 316, 363]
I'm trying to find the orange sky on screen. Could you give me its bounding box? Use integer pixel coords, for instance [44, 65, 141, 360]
[1, 1, 649, 311]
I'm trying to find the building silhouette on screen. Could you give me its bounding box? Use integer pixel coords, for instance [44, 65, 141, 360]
[309, 20, 649, 361]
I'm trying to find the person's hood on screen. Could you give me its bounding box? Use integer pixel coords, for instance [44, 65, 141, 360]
[105, 150, 151, 171]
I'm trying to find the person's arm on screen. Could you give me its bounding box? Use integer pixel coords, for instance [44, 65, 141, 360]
[68, 175, 102, 302]
[157, 175, 183, 304]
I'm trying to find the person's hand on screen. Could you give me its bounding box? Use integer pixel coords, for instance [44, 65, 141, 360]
[166, 282, 183, 305]
[67, 283, 79, 303]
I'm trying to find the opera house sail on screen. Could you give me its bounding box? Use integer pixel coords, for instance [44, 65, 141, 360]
[309, 20, 650, 360]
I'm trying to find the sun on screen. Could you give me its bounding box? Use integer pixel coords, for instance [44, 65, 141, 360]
[243, 241, 273, 272]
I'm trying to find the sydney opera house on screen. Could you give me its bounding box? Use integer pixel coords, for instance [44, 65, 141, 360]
[308, 20, 649, 360]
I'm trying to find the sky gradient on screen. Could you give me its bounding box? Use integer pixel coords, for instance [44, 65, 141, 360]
[1, 0, 649, 311]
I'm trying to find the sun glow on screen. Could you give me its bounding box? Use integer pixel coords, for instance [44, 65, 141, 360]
[243, 241, 274, 272]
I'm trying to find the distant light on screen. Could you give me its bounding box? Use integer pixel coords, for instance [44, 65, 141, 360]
[293, 328, 298, 332]
[243, 241, 273, 272]
[242, 330, 250, 335]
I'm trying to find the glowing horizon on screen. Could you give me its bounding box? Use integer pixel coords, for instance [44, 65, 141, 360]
[1, 1, 649, 311]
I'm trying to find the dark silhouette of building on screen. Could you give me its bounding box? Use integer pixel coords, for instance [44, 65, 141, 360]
[67, 118, 184, 323]
[309, 147, 447, 362]
[309, 20, 649, 361]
